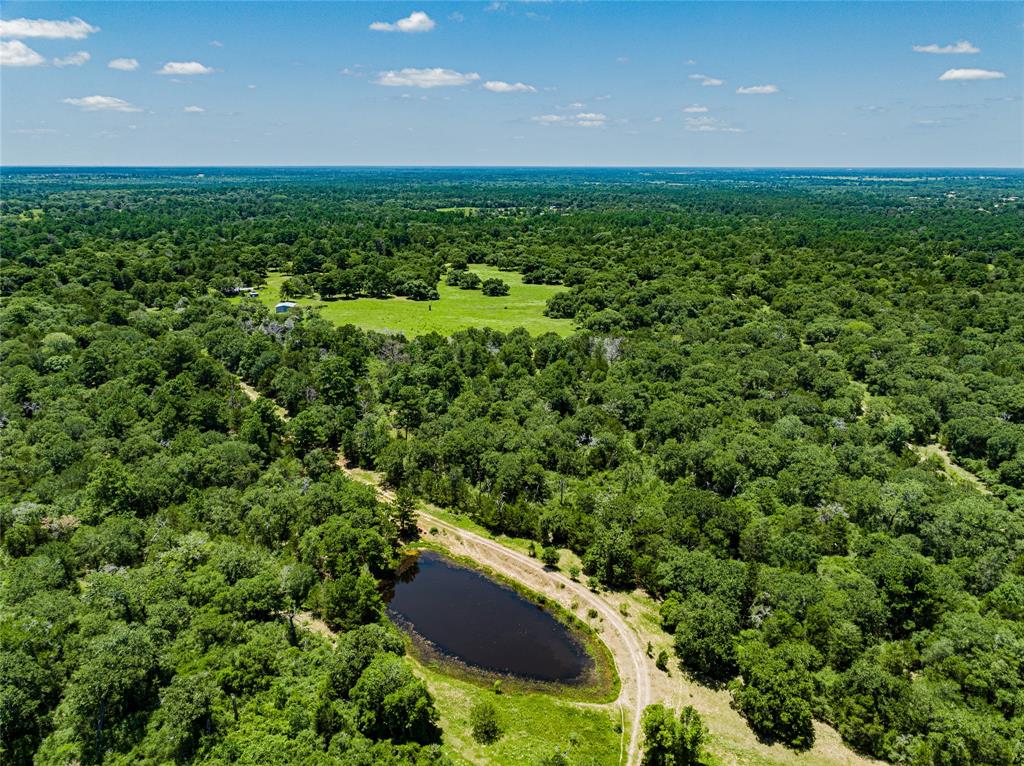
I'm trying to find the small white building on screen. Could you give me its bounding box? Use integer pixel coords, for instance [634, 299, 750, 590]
[275, 301, 298, 313]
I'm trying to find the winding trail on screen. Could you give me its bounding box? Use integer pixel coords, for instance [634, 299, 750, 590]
[909, 442, 991, 495]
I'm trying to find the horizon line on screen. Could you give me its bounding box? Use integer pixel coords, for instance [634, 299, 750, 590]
[2, 164, 1022, 171]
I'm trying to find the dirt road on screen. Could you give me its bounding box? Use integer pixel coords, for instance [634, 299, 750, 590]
[425, 519, 650, 765]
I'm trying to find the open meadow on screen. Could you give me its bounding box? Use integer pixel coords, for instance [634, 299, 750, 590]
[241, 267, 573, 337]
[414, 660, 622, 766]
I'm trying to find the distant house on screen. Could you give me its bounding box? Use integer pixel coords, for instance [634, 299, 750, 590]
[275, 301, 298, 313]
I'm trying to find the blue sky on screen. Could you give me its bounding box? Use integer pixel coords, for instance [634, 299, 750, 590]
[1, 2, 1020, 167]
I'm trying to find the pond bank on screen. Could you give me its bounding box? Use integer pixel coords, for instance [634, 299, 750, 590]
[389, 544, 619, 702]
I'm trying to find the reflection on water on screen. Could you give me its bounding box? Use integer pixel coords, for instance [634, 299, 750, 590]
[385, 550, 590, 682]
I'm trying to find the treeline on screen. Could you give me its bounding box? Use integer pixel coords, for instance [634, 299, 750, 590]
[2, 168, 1023, 764]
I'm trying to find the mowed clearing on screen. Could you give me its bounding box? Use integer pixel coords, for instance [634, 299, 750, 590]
[416, 660, 621, 766]
[242, 267, 573, 337]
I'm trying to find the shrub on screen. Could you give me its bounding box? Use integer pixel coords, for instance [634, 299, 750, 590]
[469, 700, 502, 744]
[541, 546, 560, 567]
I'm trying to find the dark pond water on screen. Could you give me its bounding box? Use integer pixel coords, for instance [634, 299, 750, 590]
[385, 550, 590, 682]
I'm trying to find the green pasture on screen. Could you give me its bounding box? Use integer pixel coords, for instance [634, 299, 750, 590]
[239, 267, 573, 337]
[412, 659, 622, 766]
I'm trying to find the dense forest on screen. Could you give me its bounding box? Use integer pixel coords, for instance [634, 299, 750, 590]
[2, 168, 1023, 765]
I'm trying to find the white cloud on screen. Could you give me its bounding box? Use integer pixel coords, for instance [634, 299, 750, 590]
[689, 73, 723, 87]
[913, 40, 979, 54]
[157, 61, 214, 75]
[183, 105, 205, 113]
[369, 11, 435, 33]
[0, 40, 45, 67]
[685, 115, 743, 133]
[532, 112, 606, 127]
[938, 68, 1006, 81]
[62, 95, 141, 112]
[375, 67, 479, 88]
[0, 16, 98, 39]
[108, 57, 139, 71]
[683, 104, 708, 113]
[575, 112, 606, 127]
[53, 50, 90, 67]
[210, 40, 224, 47]
[247, 83, 257, 89]
[736, 84, 778, 94]
[449, 11, 465, 22]
[483, 80, 536, 93]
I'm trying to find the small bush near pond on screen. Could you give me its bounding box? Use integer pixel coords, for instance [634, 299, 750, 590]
[470, 700, 502, 744]
[541, 546, 560, 567]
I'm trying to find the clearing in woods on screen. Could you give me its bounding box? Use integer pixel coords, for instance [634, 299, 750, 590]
[909, 442, 991, 494]
[237, 266, 573, 337]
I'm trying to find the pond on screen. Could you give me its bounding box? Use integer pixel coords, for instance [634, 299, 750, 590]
[385, 550, 592, 683]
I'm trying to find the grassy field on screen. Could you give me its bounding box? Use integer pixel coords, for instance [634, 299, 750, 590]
[239, 267, 573, 337]
[412, 658, 622, 766]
